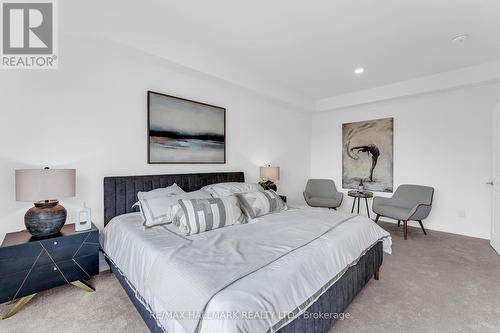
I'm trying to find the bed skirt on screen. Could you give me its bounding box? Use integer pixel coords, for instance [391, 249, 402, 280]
[108, 241, 383, 333]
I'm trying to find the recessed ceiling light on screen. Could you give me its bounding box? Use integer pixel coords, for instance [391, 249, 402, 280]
[451, 34, 470, 44]
[354, 67, 364, 74]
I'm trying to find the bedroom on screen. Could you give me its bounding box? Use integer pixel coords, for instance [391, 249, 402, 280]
[0, 1, 499, 332]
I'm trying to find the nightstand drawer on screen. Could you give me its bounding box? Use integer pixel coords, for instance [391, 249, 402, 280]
[0, 255, 99, 303]
[4, 262, 68, 301]
[0, 242, 48, 274]
[40, 230, 98, 262]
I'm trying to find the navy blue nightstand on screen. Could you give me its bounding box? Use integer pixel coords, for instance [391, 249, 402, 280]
[0, 223, 99, 319]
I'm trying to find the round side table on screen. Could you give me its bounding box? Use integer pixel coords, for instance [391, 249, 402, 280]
[348, 190, 374, 218]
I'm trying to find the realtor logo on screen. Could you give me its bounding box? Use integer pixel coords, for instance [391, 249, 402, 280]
[1, 0, 58, 69]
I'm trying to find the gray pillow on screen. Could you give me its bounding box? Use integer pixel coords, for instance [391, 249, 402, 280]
[139, 190, 212, 228]
[237, 190, 287, 219]
[173, 196, 246, 235]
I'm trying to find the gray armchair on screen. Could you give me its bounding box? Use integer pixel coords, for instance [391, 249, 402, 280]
[303, 179, 343, 210]
[373, 184, 434, 240]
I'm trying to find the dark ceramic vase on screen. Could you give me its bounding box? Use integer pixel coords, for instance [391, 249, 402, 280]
[24, 200, 67, 238]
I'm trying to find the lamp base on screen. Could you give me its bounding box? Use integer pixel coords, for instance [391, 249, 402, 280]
[24, 200, 67, 238]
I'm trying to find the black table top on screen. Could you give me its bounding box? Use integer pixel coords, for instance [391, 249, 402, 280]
[1, 223, 98, 247]
[347, 190, 374, 198]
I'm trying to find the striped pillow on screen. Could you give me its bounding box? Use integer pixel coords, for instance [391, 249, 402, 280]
[173, 196, 247, 236]
[237, 190, 287, 219]
[138, 190, 212, 228]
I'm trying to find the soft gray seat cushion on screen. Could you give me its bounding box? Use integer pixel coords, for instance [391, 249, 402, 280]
[306, 196, 342, 207]
[372, 204, 413, 221]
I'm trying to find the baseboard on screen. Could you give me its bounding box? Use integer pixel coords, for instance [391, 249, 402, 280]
[374, 218, 490, 240]
[490, 236, 500, 255]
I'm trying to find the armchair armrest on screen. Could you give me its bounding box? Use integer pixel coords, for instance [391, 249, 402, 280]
[408, 203, 432, 220]
[334, 191, 343, 205]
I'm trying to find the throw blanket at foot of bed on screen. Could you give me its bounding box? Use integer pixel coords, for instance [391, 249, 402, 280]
[148, 209, 374, 333]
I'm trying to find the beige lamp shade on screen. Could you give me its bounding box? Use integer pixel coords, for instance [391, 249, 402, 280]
[16, 168, 76, 202]
[260, 165, 280, 181]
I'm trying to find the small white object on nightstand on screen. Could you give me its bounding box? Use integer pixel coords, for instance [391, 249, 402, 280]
[75, 203, 92, 231]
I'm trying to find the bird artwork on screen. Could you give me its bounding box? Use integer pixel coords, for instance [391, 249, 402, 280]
[342, 118, 393, 192]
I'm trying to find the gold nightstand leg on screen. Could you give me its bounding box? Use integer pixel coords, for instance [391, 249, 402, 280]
[71, 280, 95, 292]
[3, 294, 36, 319]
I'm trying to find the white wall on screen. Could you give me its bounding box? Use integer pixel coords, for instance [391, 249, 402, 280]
[0, 33, 312, 242]
[311, 83, 500, 239]
[2, 26, 498, 243]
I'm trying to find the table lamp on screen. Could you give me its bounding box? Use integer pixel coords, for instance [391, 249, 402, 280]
[16, 168, 76, 238]
[259, 165, 280, 191]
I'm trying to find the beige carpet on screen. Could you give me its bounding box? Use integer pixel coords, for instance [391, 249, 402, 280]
[1, 222, 499, 333]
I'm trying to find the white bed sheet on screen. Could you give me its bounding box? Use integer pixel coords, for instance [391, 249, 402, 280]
[101, 208, 391, 333]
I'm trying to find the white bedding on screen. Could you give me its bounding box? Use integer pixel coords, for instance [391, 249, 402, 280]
[101, 208, 391, 333]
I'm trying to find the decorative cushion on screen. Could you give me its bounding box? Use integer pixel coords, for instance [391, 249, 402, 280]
[201, 182, 263, 198]
[139, 190, 212, 227]
[237, 190, 287, 219]
[137, 183, 185, 200]
[173, 196, 246, 235]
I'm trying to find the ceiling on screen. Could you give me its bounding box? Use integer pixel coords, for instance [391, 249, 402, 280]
[65, 0, 500, 104]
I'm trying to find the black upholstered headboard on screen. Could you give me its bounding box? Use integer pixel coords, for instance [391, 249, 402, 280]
[103, 172, 245, 226]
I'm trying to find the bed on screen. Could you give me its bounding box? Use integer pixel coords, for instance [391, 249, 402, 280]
[101, 172, 391, 333]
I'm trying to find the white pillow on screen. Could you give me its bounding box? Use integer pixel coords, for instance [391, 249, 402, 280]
[139, 190, 212, 228]
[201, 182, 263, 198]
[137, 183, 185, 200]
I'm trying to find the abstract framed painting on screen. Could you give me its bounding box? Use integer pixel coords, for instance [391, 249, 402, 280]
[342, 117, 393, 192]
[148, 91, 226, 164]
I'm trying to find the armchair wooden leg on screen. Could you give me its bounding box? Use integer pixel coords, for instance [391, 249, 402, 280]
[398, 220, 401, 227]
[403, 220, 408, 240]
[418, 220, 427, 235]
[373, 271, 380, 280]
[333, 207, 336, 211]
[374, 214, 380, 224]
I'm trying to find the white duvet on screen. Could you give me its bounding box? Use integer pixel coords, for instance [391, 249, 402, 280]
[101, 207, 391, 333]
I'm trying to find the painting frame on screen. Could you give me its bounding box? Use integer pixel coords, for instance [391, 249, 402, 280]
[147, 90, 226, 164]
[342, 117, 394, 193]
